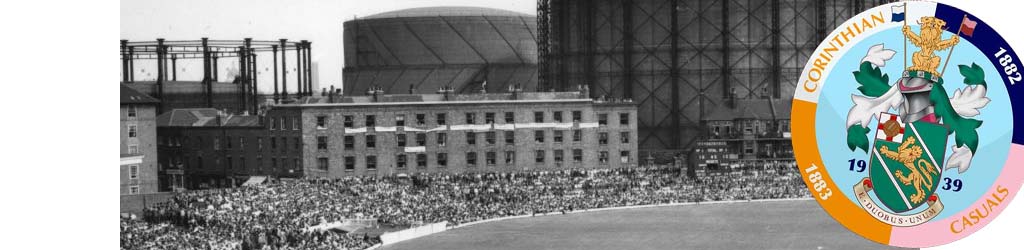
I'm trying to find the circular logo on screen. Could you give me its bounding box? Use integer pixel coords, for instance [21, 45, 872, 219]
[792, 1, 1023, 247]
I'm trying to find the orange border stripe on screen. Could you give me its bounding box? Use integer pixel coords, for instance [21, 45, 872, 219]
[792, 99, 893, 244]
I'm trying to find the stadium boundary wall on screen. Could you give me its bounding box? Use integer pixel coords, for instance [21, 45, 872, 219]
[378, 222, 449, 246]
[364, 197, 813, 249]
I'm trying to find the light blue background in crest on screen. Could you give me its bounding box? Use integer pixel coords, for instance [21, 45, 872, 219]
[813, 25, 1013, 220]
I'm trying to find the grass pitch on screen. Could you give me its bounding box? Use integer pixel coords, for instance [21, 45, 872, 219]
[379, 200, 912, 250]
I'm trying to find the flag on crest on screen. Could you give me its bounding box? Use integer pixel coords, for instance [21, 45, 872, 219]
[891, 4, 906, 22]
[960, 16, 977, 37]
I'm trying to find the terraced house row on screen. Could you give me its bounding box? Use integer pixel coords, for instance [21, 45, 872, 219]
[157, 91, 637, 189]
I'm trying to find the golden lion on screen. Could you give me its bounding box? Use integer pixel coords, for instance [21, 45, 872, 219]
[880, 136, 938, 204]
[903, 16, 959, 76]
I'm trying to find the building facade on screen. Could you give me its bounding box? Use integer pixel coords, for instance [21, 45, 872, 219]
[275, 91, 637, 178]
[158, 91, 638, 189]
[121, 84, 160, 194]
[688, 99, 793, 177]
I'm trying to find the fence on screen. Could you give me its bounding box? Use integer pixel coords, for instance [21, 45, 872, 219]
[379, 222, 448, 246]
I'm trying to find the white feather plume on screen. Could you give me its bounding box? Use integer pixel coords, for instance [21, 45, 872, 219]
[945, 145, 974, 174]
[861, 44, 897, 67]
[949, 85, 990, 118]
[847, 86, 903, 129]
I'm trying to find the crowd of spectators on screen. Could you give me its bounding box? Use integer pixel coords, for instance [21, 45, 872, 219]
[121, 162, 808, 250]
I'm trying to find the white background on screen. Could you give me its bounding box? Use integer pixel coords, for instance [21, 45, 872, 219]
[0, 0, 1019, 248]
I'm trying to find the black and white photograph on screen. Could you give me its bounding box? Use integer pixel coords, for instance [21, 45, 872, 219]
[5, 0, 1021, 249]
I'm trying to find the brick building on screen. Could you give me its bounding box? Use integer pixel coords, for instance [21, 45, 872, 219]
[121, 84, 160, 194]
[156, 109, 293, 190]
[688, 99, 793, 177]
[158, 91, 638, 189]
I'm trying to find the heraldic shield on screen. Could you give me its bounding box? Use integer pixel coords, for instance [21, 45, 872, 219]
[868, 113, 949, 213]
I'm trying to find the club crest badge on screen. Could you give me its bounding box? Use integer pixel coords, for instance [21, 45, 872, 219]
[792, 1, 1023, 247]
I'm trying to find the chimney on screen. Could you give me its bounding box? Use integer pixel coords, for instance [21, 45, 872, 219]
[328, 85, 336, 103]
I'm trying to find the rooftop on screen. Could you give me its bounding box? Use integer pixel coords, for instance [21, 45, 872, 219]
[157, 108, 260, 127]
[360, 6, 532, 20]
[274, 91, 634, 107]
[120, 83, 160, 104]
[704, 99, 792, 121]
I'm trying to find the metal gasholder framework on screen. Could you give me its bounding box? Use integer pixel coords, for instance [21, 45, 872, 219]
[537, 0, 892, 152]
[120, 38, 313, 114]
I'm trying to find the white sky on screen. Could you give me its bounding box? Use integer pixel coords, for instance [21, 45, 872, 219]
[120, 0, 535, 92]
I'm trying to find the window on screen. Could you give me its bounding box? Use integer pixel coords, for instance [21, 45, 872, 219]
[504, 112, 514, 123]
[466, 132, 476, 145]
[397, 134, 407, 147]
[485, 132, 496, 145]
[599, 132, 608, 145]
[416, 154, 427, 168]
[534, 111, 544, 123]
[396, 154, 407, 168]
[366, 156, 377, 170]
[344, 115, 354, 128]
[344, 156, 355, 170]
[621, 151, 631, 163]
[271, 137, 278, 149]
[416, 133, 426, 146]
[366, 135, 376, 148]
[128, 144, 139, 154]
[294, 137, 301, 150]
[620, 132, 630, 144]
[437, 133, 447, 146]
[465, 113, 476, 124]
[573, 149, 583, 163]
[317, 136, 328, 150]
[505, 151, 515, 164]
[316, 116, 327, 129]
[213, 137, 221, 150]
[436, 113, 447, 125]
[129, 165, 139, 179]
[416, 114, 426, 125]
[344, 136, 355, 149]
[127, 124, 138, 138]
[485, 112, 495, 124]
[129, 186, 139, 194]
[126, 105, 137, 119]
[620, 113, 630, 125]
[437, 153, 448, 167]
[573, 129, 582, 142]
[272, 158, 278, 170]
[467, 152, 477, 166]
[599, 151, 609, 163]
[486, 152, 496, 165]
[554, 150, 564, 163]
[553, 111, 563, 123]
[270, 118, 277, 130]
[598, 113, 608, 126]
[366, 115, 376, 127]
[504, 131, 515, 145]
[534, 130, 545, 143]
[554, 131, 564, 143]
[293, 117, 300, 130]
[572, 111, 582, 122]
[294, 158, 300, 169]
[226, 136, 233, 149]
[281, 117, 288, 130]
[226, 156, 233, 169]
[396, 114, 405, 126]
[317, 157, 329, 170]
[239, 137, 245, 149]
[257, 137, 263, 151]
[535, 150, 545, 163]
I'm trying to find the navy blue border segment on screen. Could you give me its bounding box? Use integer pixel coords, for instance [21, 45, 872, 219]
[936, 4, 1023, 144]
